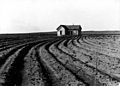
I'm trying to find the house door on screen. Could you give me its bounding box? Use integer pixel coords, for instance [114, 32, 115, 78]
[60, 31, 62, 35]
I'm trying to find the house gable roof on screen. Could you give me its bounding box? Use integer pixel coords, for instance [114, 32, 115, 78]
[56, 25, 82, 30]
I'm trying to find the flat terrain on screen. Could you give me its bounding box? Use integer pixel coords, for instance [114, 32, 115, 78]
[0, 32, 120, 86]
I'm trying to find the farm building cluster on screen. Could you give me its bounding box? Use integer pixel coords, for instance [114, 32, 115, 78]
[56, 25, 82, 36]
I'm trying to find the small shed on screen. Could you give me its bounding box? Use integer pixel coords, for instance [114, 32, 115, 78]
[56, 25, 82, 36]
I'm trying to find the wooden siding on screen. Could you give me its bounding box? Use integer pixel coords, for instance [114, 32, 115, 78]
[57, 27, 65, 36]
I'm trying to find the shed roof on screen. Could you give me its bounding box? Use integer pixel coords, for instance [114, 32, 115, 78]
[57, 25, 82, 30]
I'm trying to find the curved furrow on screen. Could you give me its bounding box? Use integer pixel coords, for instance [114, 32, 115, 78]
[61, 36, 94, 64]
[69, 36, 120, 78]
[80, 37, 120, 70]
[58, 36, 91, 63]
[38, 38, 85, 86]
[56, 36, 78, 58]
[73, 36, 120, 73]
[0, 42, 26, 52]
[52, 36, 120, 86]
[76, 36, 106, 54]
[75, 36, 120, 66]
[0, 37, 57, 52]
[77, 37, 99, 51]
[82, 36, 108, 50]
[75, 37, 107, 55]
[21, 38, 60, 86]
[0, 38, 33, 51]
[0, 41, 35, 68]
[0, 47, 16, 59]
[57, 36, 81, 57]
[0, 39, 54, 68]
[82, 35, 120, 52]
[86, 36, 105, 46]
[72, 36, 120, 66]
[1, 45, 34, 86]
[84, 36, 104, 46]
[21, 42, 49, 86]
[35, 42, 56, 86]
[78, 36, 120, 59]
[0, 45, 15, 52]
[0, 45, 25, 68]
[50, 39, 101, 86]
[0, 39, 52, 86]
[63, 37, 72, 47]
[86, 35, 119, 46]
[57, 36, 76, 55]
[0, 47, 25, 85]
[64, 36, 79, 47]
[87, 35, 120, 54]
[0, 35, 120, 86]
[37, 39, 66, 86]
[81, 36, 120, 57]
[0, 39, 37, 52]
[58, 40, 76, 57]
[49, 38, 94, 86]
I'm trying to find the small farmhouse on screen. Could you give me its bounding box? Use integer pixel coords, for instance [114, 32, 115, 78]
[56, 25, 82, 36]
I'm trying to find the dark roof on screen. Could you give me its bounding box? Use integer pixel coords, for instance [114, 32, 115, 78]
[57, 25, 82, 30]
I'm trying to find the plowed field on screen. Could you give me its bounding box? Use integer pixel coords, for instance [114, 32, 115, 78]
[0, 34, 120, 86]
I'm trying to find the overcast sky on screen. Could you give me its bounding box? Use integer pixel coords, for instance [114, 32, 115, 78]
[0, 0, 120, 33]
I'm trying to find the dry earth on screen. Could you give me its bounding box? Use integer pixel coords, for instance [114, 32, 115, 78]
[0, 34, 120, 86]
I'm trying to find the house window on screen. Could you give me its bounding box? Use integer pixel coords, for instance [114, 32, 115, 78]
[73, 30, 78, 35]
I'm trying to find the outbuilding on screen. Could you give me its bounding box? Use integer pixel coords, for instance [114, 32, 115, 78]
[56, 25, 82, 36]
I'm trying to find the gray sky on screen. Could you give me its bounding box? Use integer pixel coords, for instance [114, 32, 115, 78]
[0, 0, 120, 33]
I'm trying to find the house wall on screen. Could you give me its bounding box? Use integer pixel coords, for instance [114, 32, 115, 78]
[57, 27, 65, 36]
